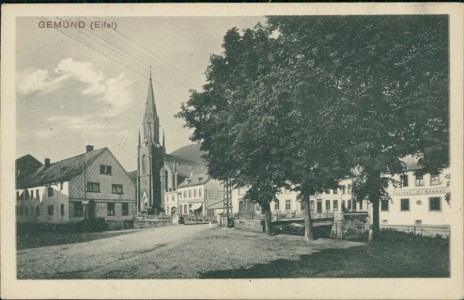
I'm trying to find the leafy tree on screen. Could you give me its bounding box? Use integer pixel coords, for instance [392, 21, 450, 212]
[179, 15, 448, 242]
[177, 25, 284, 234]
[267, 15, 449, 240]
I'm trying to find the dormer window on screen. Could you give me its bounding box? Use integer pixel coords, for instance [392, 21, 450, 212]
[198, 177, 204, 182]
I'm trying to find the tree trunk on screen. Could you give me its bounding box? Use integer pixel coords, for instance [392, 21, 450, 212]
[372, 198, 380, 240]
[302, 193, 314, 242]
[262, 202, 272, 235]
[368, 170, 382, 241]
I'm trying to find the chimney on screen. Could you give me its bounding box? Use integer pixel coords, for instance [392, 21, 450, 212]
[86, 145, 94, 153]
[45, 158, 50, 167]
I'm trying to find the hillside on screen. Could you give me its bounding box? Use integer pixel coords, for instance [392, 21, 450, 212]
[169, 143, 205, 164]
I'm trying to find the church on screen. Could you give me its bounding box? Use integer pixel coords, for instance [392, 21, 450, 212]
[136, 74, 207, 215]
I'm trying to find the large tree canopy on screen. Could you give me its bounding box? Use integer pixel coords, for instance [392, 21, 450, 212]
[178, 15, 449, 240]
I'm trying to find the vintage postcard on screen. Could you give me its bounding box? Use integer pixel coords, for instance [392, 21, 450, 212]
[1, 3, 463, 299]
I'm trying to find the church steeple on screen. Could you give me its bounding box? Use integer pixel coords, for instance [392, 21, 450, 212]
[137, 70, 165, 214]
[142, 71, 160, 145]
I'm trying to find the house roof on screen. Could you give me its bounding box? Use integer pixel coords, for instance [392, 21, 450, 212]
[127, 170, 137, 186]
[16, 148, 107, 189]
[178, 173, 210, 188]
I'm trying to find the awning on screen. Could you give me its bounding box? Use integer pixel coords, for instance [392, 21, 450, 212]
[190, 203, 203, 211]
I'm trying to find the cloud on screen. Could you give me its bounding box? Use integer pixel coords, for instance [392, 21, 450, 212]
[17, 69, 70, 95]
[17, 58, 135, 116]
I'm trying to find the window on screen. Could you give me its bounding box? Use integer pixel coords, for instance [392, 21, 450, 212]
[342, 185, 346, 194]
[333, 188, 338, 195]
[60, 204, 64, 216]
[171, 195, 175, 202]
[194, 189, 197, 197]
[275, 201, 279, 210]
[122, 203, 129, 216]
[415, 174, 424, 186]
[100, 165, 112, 175]
[325, 200, 331, 211]
[60, 182, 63, 190]
[47, 187, 54, 197]
[342, 200, 346, 211]
[400, 175, 409, 187]
[401, 198, 410, 211]
[429, 197, 441, 211]
[87, 182, 100, 192]
[310, 200, 314, 211]
[142, 155, 146, 172]
[107, 203, 115, 216]
[188, 190, 192, 198]
[381, 200, 389, 211]
[73, 202, 83, 217]
[36, 189, 40, 200]
[285, 200, 291, 210]
[360, 200, 363, 210]
[415, 220, 422, 225]
[333, 200, 339, 211]
[430, 174, 440, 186]
[348, 184, 352, 194]
[112, 184, 123, 194]
[48, 205, 54, 215]
[199, 189, 202, 197]
[183, 205, 187, 214]
[30, 190, 34, 199]
[347, 200, 352, 210]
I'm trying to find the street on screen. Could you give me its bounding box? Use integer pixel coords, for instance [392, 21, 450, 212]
[17, 224, 364, 279]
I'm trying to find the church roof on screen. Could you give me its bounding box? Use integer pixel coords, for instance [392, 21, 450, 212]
[16, 148, 107, 189]
[165, 154, 207, 178]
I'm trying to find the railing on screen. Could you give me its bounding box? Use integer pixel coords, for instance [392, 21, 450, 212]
[234, 212, 262, 220]
[380, 224, 450, 238]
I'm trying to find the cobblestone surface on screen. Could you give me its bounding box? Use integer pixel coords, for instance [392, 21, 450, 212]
[17, 225, 364, 279]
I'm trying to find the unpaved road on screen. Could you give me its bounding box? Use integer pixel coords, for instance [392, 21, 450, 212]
[17, 224, 364, 279]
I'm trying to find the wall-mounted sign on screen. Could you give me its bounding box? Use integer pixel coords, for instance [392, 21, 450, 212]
[391, 187, 449, 197]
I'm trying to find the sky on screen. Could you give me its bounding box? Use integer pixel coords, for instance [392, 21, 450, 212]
[16, 16, 265, 171]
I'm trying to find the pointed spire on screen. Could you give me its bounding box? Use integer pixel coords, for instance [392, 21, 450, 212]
[142, 71, 159, 144]
[162, 130, 165, 148]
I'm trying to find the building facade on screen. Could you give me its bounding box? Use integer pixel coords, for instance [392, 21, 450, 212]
[16, 146, 136, 223]
[177, 173, 224, 217]
[231, 166, 451, 227]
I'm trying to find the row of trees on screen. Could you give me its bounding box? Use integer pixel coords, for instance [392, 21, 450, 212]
[177, 16, 449, 240]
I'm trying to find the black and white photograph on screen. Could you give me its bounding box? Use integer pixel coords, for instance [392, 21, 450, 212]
[1, 3, 463, 300]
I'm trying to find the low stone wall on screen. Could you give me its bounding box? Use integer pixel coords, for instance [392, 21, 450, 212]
[133, 219, 173, 229]
[233, 219, 264, 233]
[331, 212, 370, 241]
[106, 220, 134, 231]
